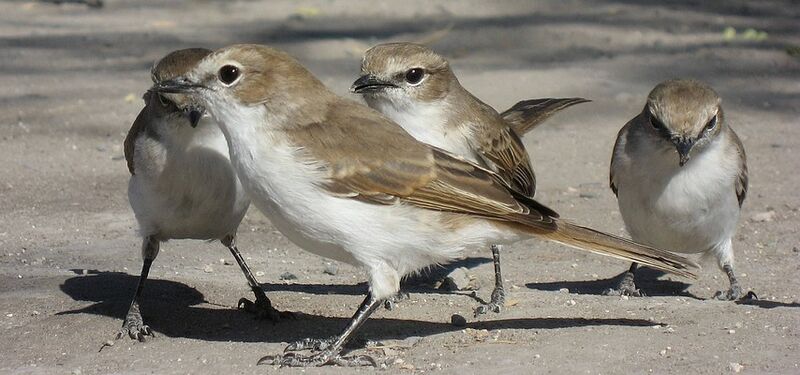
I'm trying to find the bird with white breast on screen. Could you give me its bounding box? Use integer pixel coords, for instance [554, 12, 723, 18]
[352, 42, 588, 315]
[122, 48, 289, 341]
[152, 44, 697, 367]
[607, 79, 753, 300]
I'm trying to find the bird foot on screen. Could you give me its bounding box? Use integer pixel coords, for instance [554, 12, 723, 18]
[258, 350, 376, 367]
[603, 272, 642, 297]
[116, 303, 153, 341]
[238, 296, 295, 321]
[712, 286, 756, 301]
[284, 337, 336, 352]
[474, 286, 505, 316]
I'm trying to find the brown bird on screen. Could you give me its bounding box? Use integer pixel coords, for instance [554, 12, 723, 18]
[122, 48, 288, 341]
[607, 79, 753, 300]
[153, 44, 697, 367]
[352, 42, 587, 315]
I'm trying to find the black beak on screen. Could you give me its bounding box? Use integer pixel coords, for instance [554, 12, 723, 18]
[151, 77, 203, 94]
[186, 106, 205, 128]
[350, 74, 396, 94]
[672, 137, 695, 167]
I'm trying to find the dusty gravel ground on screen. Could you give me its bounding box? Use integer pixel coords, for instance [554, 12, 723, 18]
[1, 1, 798, 374]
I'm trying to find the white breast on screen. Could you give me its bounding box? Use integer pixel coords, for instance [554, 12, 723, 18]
[128, 116, 250, 240]
[613, 132, 740, 254]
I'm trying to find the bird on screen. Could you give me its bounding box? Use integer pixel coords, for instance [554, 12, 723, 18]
[152, 44, 697, 367]
[121, 48, 288, 341]
[607, 79, 752, 300]
[352, 42, 588, 315]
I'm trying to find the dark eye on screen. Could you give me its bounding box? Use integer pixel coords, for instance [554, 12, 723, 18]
[218, 65, 240, 85]
[157, 94, 170, 107]
[649, 111, 665, 130]
[405, 68, 425, 85]
[705, 115, 717, 131]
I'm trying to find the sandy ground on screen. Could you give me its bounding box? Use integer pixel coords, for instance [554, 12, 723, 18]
[1, 0, 799, 374]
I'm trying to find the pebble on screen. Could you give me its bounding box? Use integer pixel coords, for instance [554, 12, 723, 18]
[566, 300, 576, 306]
[323, 263, 338, 276]
[750, 211, 776, 222]
[729, 362, 744, 372]
[728, 329, 736, 334]
[31, 310, 39, 316]
[280, 272, 297, 280]
[203, 265, 214, 273]
[255, 271, 265, 277]
[558, 288, 570, 294]
[450, 314, 467, 327]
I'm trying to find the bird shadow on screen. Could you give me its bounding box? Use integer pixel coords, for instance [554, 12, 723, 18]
[525, 267, 698, 298]
[735, 299, 800, 309]
[57, 269, 661, 344]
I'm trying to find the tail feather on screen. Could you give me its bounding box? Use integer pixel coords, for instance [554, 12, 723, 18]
[501, 97, 590, 135]
[517, 216, 698, 278]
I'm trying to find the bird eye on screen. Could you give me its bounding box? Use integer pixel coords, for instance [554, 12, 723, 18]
[649, 112, 665, 130]
[218, 65, 240, 85]
[157, 94, 170, 107]
[405, 68, 425, 85]
[705, 115, 718, 131]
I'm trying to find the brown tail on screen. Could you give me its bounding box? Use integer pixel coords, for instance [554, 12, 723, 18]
[516, 216, 698, 278]
[501, 97, 590, 135]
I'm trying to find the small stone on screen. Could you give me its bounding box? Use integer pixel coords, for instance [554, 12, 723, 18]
[203, 265, 214, 273]
[621, 295, 629, 300]
[441, 267, 474, 291]
[728, 329, 736, 334]
[255, 271, 265, 277]
[280, 272, 297, 281]
[323, 263, 338, 275]
[81, 269, 88, 275]
[534, 354, 541, 359]
[729, 362, 744, 372]
[659, 349, 667, 356]
[735, 322, 743, 328]
[793, 246, 799, 253]
[450, 314, 467, 327]
[71, 369, 82, 375]
[566, 300, 576, 306]
[750, 211, 776, 222]
[31, 310, 39, 316]
[558, 288, 570, 294]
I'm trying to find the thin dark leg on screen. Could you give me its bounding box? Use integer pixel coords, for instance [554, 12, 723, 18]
[603, 262, 642, 297]
[475, 244, 506, 316]
[222, 235, 293, 320]
[117, 236, 158, 341]
[258, 293, 382, 367]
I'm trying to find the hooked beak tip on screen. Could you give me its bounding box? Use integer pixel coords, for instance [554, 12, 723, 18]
[673, 138, 694, 167]
[187, 108, 204, 128]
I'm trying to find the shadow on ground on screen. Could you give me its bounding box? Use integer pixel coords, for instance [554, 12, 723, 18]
[57, 269, 661, 344]
[525, 267, 696, 298]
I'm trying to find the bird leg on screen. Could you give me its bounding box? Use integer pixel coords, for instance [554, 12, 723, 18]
[258, 293, 381, 367]
[712, 263, 756, 301]
[604, 262, 642, 297]
[475, 244, 506, 316]
[117, 236, 158, 341]
[222, 235, 294, 321]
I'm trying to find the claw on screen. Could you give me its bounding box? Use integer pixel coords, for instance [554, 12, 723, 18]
[238, 297, 296, 321]
[603, 271, 642, 297]
[117, 303, 155, 342]
[258, 351, 377, 367]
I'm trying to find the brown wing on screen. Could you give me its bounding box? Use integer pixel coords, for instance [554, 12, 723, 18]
[287, 100, 557, 226]
[501, 98, 590, 135]
[123, 97, 152, 175]
[728, 127, 748, 206]
[473, 126, 536, 197]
